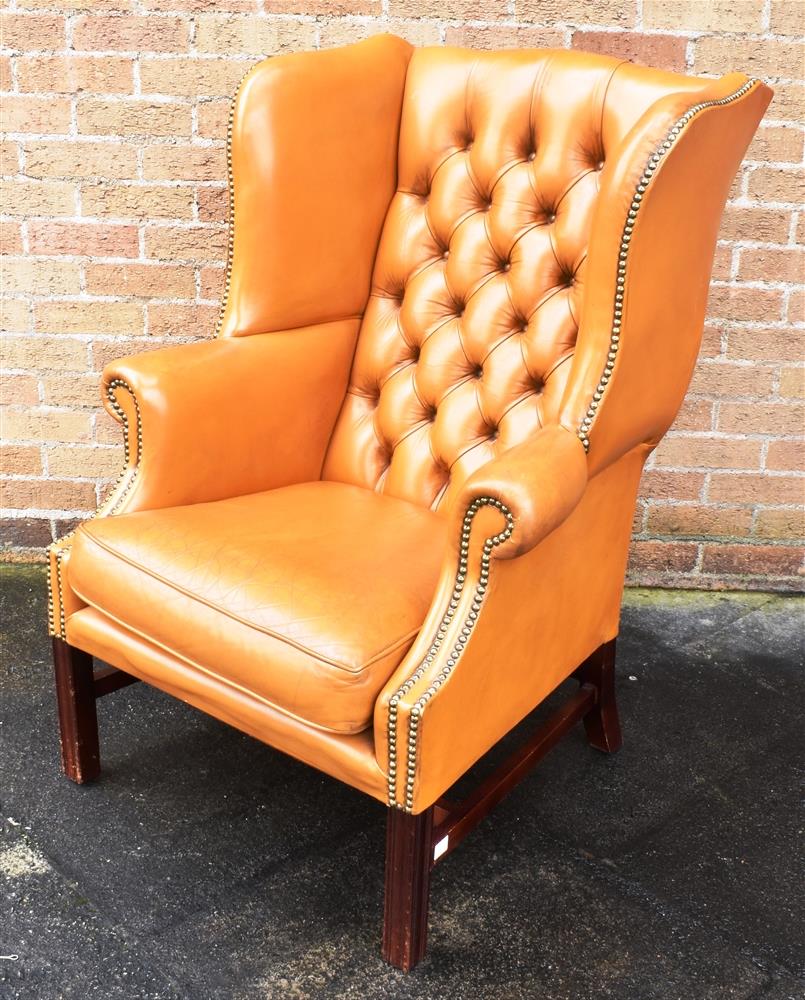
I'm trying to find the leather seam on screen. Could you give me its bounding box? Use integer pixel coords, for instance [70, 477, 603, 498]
[75, 525, 423, 676]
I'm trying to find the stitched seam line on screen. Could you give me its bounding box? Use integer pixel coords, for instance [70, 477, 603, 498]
[577, 78, 758, 452]
[386, 496, 514, 811]
[75, 525, 423, 676]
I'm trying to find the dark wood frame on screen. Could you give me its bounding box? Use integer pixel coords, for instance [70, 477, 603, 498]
[52, 635, 620, 972]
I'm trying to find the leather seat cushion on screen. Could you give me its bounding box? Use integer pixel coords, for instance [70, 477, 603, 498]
[68, 482, 448, 734]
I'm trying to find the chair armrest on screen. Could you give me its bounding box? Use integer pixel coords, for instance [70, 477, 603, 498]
[376, 425, 615, 813]
[97, 318, 358, 515]
[559, 74, 772, 476]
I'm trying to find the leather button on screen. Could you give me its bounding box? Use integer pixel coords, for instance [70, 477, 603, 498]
[547, 212, 556, 223]
[501, 261, 511, 272]
[473, 365, 483, 379]
[442, 249, 449, 260]
[527, 151, 536, 162]
[596, 160, 605, 170]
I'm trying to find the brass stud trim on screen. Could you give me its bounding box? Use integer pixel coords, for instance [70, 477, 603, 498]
[576, 78, 758, 453]
[386, 496, 514, 811]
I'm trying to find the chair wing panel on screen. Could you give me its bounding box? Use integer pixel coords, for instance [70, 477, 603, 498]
[560, 73, 773, 476]
[219, 34, 412, 338]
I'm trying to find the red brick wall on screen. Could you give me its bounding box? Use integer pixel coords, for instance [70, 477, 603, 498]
[1, 1, 803, 590]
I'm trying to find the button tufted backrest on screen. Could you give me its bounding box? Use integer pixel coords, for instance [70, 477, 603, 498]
[322, 47, 710, 511]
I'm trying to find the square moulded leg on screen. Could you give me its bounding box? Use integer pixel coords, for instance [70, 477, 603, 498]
[52, 636, 100, 784]
[574, 638, 623, 753]
[382, 806, 434, 972]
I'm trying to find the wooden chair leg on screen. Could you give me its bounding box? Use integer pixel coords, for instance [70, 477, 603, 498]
[52, 636, 101, 784]
[382, 806, 433, 971]
[574, 638, 622, 754]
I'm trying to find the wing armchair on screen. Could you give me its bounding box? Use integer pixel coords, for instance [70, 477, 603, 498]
[47, 36, 771, 971]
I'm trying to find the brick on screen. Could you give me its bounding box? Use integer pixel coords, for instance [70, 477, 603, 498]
[1, 300, 32, 333]
[0, 55, 12, 90]
[1, 478, 96, 511]
[718, 402, 804, 436]
[81, 182, 195, 220]
[707, 286, 784, 324]
[389, 0, 506, 16]
[196, 100, 229, 140]
[0, 179, 77, 217]
[670, 398, 713, 432]
[35, 300, 143, 336]
[2, 375, 40, 406]
[639, 469, 705, 502]
[699, 325, 724, 359]
[0, 14, 65, 51]
[73, 15, 189, 53]
[85, 262, 196, 298]
[42, 374, 101, 409]
[23, 140, 138, 180]
[0, 445, 42, 477]
[263, 1, 380, 11]
[517, 0, 637, 23]
[2, 96, 72, 135]
[1, 336, 87, 372]
[779, 367, 805, 398]
[770, 0, 805, 35]
[139, 57, 246, 98]
[141, 146, 225, 182]
[763, 83, 804, 123]
[754, 508, 805, 541]
[0, 139, 19, 172]
[77, 99, 192, 138]
[90, 337, 168, 371]
[689, 362, 775, 399]
[1, 408, 92, 444]
[710, 244, 733, 282]
[747, 167, 805, 206]
[738, 247, 804, 285]
[194, 15, 316, 55]
[196, 186, 227, 223]
[147, 303, 218, 337]
[727, 327, 805, 363]
[27, 220, 139, 257]
[199, 265, 224, 301]
[746, 126, 805, 165]
[47, 445, 121, 479]
[319, 18, 442, 47]
[788, 290, 804, 326]
[95, 407, 125, 444]
[17, 55, 135, 94]
[693, 38, 804, 81]
[643, 0, 763, 32]
[627, 539, 699, 573]
[0, 222, 23, 255]
[718, 206, 790, 244]
[654, 435, 762, 470]
[646, 504, 753, 539]
[708, 473, 805, 506]
[571, 31, 685, 72]
[18, 0, 134, 8]
[766, 439, 805, 472]
[700, 543, 803, 577]
[445, 25, 564, 48]
[145, 224, 227, 263]
[1, 259, 82, 296]
[0, 518, 53, 549]
[141, 0, 255, 9]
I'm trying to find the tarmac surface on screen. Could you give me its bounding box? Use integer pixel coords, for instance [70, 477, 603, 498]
[1, 564, 803, 999]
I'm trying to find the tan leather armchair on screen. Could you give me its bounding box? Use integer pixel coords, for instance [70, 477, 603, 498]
[47, 36, 771, 971]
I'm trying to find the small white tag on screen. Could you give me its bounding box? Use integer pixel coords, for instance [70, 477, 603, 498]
[433, 835, 449, 861]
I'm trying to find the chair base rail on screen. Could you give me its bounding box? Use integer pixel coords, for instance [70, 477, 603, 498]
[52, 636, 620, 972]
[382, 638, 621, 971]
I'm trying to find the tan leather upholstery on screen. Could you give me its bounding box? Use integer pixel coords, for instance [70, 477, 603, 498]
[49, 37, 771, 812]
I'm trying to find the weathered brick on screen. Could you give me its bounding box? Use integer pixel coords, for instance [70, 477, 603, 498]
[2, 375, 40, 406]
[196, 186, 228, 223]
[85, 262, 196, 298]
[754, 508, 805, 541]
[1, 299, 32, 333]
[389, 0, 506, 17]
[627, 539, 699, 573]
[654, 435, 762, 471]
[694, 37, 805, 80]
[763, 83, 804, 123]
[766, 439, 805, 473]
[639, 469, 705, 502]
[689, 362, 775, 399]
[1, 408, 93, 444]
[708, 473, 805, 506]
[2, 96, 73, 135]
[738, 247, 804, 285]
[145, 224, 227, 262]
[0, 55, 12, 91]
[0, 13, 65, 51]
[515, 0, 637, 23]
[27, 220, 139, 257]
[1, 258, 82, 296]
[0, 517, 53, 549]
[1, 336, 88, 372]
[700, 543, 803, 577]
[0, 222, 23, 256]
[718, 205, 791, 244]
[747, 166, 805, 206]
[718, 402, 804, 436]
[199, 265, 224, 301]
[0, 445, 42, 477]
[139, 57, 246, 98]
[319, 18, 442, 47]
[263, 1, 380, 12]
[770, 0, 805, 36]
[746, 126, 805, 165]
[571, 30, 685, 71]
[445, 25, 564, 48]
[81, 182, 195, 220]
[77, 99, 192, 138]
[47, 445, 121, 479]
[670, 398, 714, 432]
[779, 367, 805, 399]
[194, 15, 316, 55]
[0, 179, 77, 217]
[643, 0, 763, 33]
[788, 289, 804, 326]
[24, 140, 138, 180]
[35, 300, 143, 336]
[17, 55, 135, 94]
[1, 477, 96, 511]
[196, 100, 229, 140]
[90, 337, 169, 371]
[647, 504, 753, 539]
[141, 146, 225, 182]
[707, 286, 784, 324]
[147, 303, 218, 337]
[42, 374, 102, 409]
[73, 15, 189, 53]
[727, 327, 805, 363]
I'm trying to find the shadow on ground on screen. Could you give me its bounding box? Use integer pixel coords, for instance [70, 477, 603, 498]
[0, 566, 803, 999]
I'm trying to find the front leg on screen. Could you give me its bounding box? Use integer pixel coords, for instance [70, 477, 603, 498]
[574, 639, 622, 753]
[52, 637, 100, 783]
